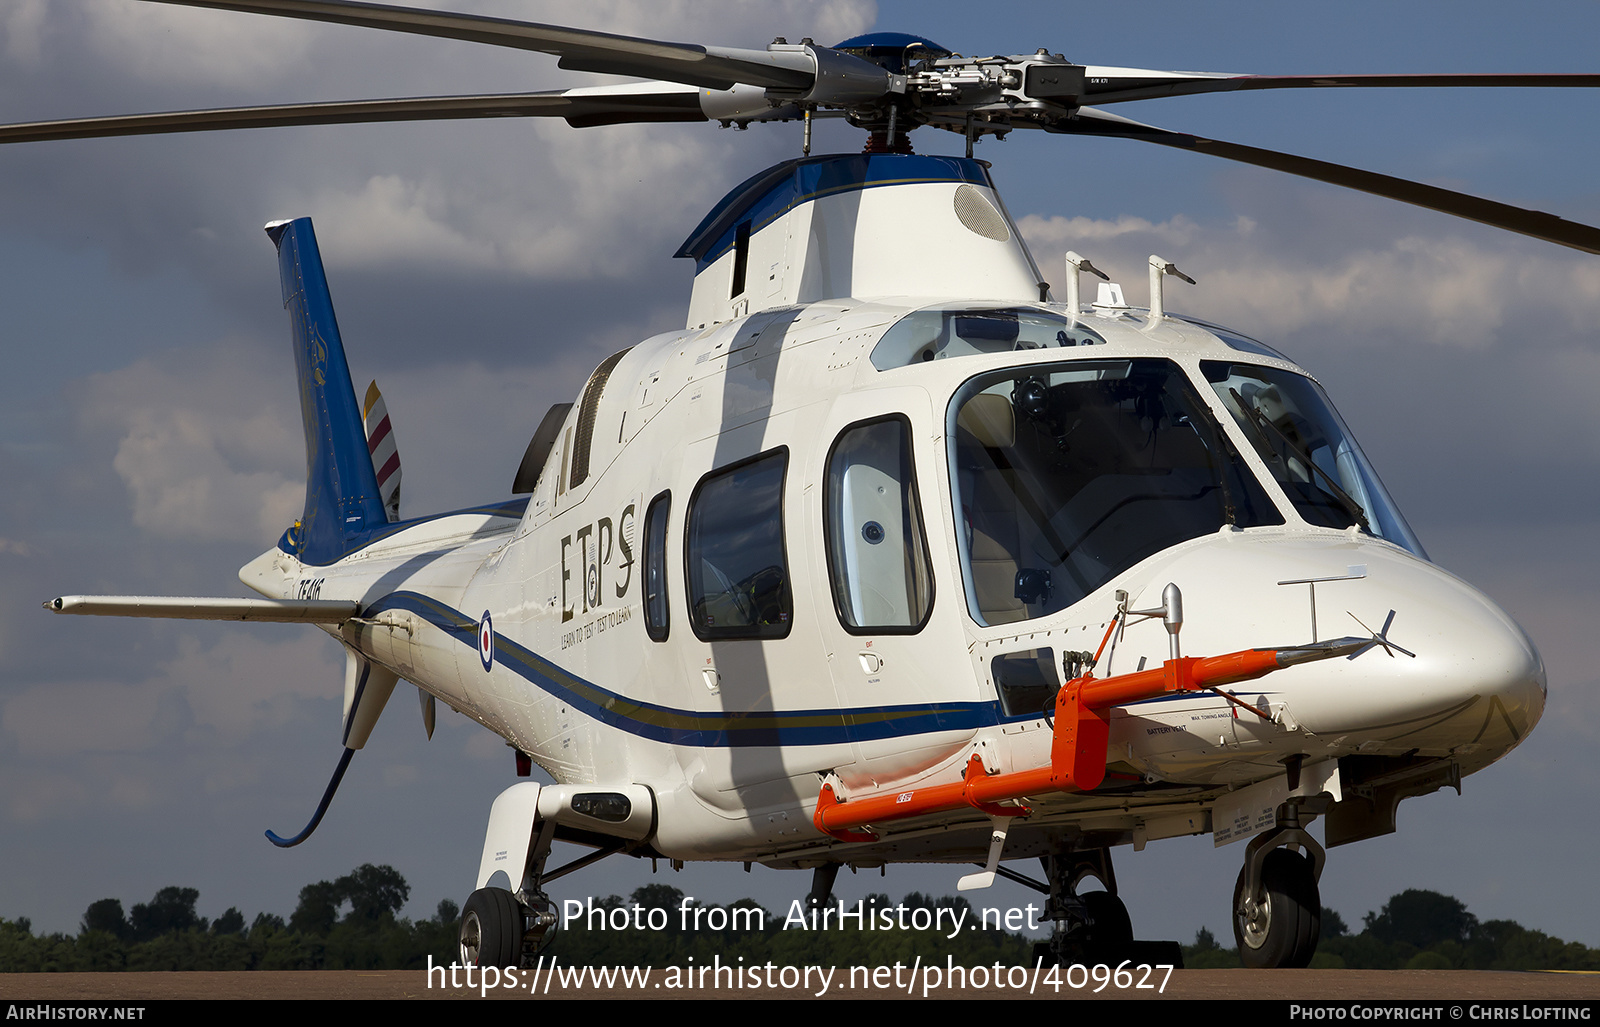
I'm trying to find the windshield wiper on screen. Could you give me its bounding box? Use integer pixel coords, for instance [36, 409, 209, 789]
[1178, 413, 1238, 526]
[1228, 388, 1370, 531]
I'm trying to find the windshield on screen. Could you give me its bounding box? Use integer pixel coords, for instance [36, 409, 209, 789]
[1202, 361, 1426, 557]
[949, 359, 1282, 626]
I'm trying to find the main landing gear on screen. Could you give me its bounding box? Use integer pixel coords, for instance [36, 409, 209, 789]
[456, 782, 636, 969]
[1232, 800, 1325, 968]
[460, 885, 535, 969]
[457, 781, 653, 967]
[459, 815, 560, 969]
[1025, 846, 1183, 968]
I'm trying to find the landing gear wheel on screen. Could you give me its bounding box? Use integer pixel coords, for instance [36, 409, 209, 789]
[1233, 849, 1321, 968]
[1082, 891, 1134, 947]
[460, 887, 523, 969]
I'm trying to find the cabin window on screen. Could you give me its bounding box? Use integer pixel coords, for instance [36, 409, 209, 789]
[949, 359, 1282, 626]
[686, 449, 792, 640]
[1202, 361, 1426, 557]
[643, 491, 671, 642]
[824, 416, 934, 633]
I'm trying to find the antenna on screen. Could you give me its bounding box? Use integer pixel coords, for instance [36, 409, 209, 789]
[1146, 254, 1195, 323]
[1121, 582, 1185, 660]
[1064, 251, 1109, 315]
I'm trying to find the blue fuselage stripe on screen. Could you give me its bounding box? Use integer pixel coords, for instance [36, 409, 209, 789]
[362, 591, 998, 747]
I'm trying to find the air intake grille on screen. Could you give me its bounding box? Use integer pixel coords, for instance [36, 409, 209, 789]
[568, 346, 632, 489]
[953, 184, 1010, 241]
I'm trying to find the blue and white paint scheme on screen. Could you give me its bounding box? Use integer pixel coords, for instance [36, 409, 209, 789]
[27, 0, 1600, 973]
[46, 147, 1548, 966]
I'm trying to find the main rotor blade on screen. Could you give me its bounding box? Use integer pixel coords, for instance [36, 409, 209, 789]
[0, 86, 709, 144]
[1077, 69, 1600, 105]
[1052, 107, 1600, 255]
[147, 0, 816, 91]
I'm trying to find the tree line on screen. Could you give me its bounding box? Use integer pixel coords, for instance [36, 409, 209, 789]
[3, 868, 1596, 971]
[1, 865, 459, 972]
[1183, 889, 1600, 971]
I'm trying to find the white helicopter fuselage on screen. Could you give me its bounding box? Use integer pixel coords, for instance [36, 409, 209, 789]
[28, 6, 1588, 968]
[235, 153, 1545, 869]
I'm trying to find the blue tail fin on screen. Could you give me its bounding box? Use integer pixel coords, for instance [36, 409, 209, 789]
[266, 217, 388, 565]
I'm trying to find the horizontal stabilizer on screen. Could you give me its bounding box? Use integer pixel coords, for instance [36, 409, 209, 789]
[45, 595, 359, 622]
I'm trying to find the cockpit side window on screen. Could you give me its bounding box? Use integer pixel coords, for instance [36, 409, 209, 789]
[949, 359, 1282, 626]
[824, 416, 934, 633]
[685, 450, 793, 640]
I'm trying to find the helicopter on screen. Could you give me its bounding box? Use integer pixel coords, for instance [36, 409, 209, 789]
[9, 1, 1593, 970]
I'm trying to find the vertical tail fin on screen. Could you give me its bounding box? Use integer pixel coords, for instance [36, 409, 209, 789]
[266, 217, 387, 564]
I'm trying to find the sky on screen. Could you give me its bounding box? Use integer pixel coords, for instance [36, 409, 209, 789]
[2, 0, 1598, 951]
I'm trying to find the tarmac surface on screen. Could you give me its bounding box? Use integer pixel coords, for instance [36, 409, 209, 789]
[3, 969, 1600, 1000]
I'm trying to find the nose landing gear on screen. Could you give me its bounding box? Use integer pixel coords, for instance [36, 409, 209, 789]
[1233, 801, 1325, 968]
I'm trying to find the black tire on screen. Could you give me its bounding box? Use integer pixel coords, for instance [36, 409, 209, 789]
[1082, 890, 1134, 946]
[1233, 849, 1321, 968]
[460, 887, 523, 969]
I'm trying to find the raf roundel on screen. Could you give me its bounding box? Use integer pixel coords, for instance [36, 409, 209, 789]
[478, 611, 494, 671]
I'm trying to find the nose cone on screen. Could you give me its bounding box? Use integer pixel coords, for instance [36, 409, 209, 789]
[1121, 531, 1546, 770]
[1382, 586, 1546, 772]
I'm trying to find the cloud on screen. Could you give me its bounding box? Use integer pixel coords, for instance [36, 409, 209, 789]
[302, 120, 743, 281]
[1019, 208, 1600, 351]
[154, 631, 346, 744]
[1, 629, 341, 762]
[0, 618, 351, 822]
[0, 0, 48, 67]
[52, 0, 878, 98]
[1, 0, 877, 308]
[75, 343, 304, 544]
[78, 1, 316, 89]
[308, 174, 504, 273]
[1022, 212, 1204, 247]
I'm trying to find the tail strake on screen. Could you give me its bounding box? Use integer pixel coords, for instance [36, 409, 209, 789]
[267, 217, 388, 565]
